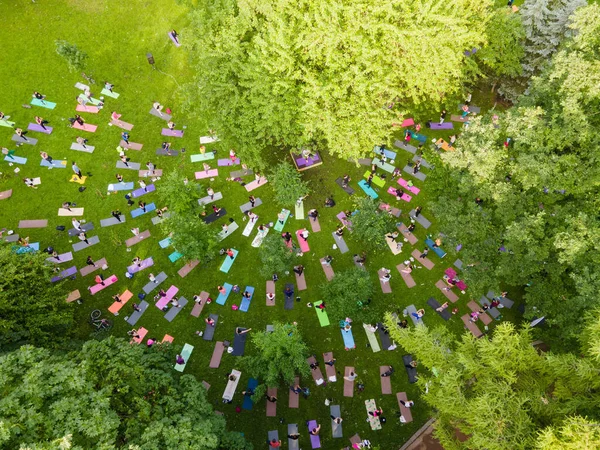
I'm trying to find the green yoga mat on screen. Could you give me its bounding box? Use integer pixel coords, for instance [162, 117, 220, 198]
[101, 88, 120, 99]
[314, 301, 330, 326]
[274, 209, 290, 232]
[295, 201, 305, 220]
[363, 171, 385, 188]
[78, 94, 102, 106]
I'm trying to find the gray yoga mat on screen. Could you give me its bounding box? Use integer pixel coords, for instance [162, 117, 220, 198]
[330, 405, 343, 438]
[427, 297, 451, 320]
[68, 222, 94, 236]
[409, 210, 431, 229]
[100, 216, 126, 227]
[126, 301, 148, 326]
[335, 177, 355, 195]
[394, 140, 416, 154]
[142, 272, 167, 294]
[284, 283, 295, 310]
[403, 165, 426, 181]
[72, 235, 100, 251]
[377, 323, 392, 349]
[116, 161, 141, 170]
[403, 354, 418, 383]
[164, 296, 188, 322]
[203, 314, 219, 341]
[231, 328, 248, 356]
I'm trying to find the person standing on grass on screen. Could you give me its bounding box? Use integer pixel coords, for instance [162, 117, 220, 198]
[71, 162, 82, 178]
[439, 109, 447, 124]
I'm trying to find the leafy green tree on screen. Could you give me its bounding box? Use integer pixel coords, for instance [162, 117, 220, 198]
[183, 0, 495, 164]
[242, 323, 310, 387]
[0, 338, 252, 450]
[536, 416, 600, 450]
[349, 196, 396, 250]
[320, 268, 378, 322]
[383, 319, 600, 450]
[268, 161, 310, 207]
[429, 5, 600, 348]
[158, 172, 219, 263]
[0, 244, 73, 347]
[55, 40, 88, 71]
[257, 233, 296, 278]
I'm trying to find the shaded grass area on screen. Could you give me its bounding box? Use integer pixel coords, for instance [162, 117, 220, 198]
[0, 1, 522, 448]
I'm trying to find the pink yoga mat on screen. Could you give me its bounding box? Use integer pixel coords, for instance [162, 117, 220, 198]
[73, 122, 97, 132]
[161, 129, 184, 137]
[397, 178, 420, 194]
[89, 275, 118, 295]
[195, 169, 218, 179]
[76, 104, 99, 113]
[218, 158, 240, 166]
[296, 230, 310, 252]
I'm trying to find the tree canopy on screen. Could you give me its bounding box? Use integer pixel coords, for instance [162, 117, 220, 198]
[429, 4, 600, 348]
[183, 0, 506, 165]
[158, 172, 220, 263]
[0, 338, 251, 450]
[319, 268, 378, 322]
[0, 244, 73, 347]
[268, 161, 310, 207]
[383, 317, 600, 450]
[349, 196, 396, 250]
[257, 233, 296, 278]
[242, 322, 310, 387]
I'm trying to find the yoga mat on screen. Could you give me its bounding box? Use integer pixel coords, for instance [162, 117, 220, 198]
[393, 140, 417, 154]
[190, 153, 214, 162]
[27, 123, 52, 134]
[161, 128, 184, 137]
[120, 140, 143, 150]
[30, 98, 56, 109]
[377, 324, 392, 350]
[14, 243, 40, 254]
[428, 121, 454, 129]
[242, 378, 259, 410]
[239, 286, 254, 312]
[398, 223, 418, 245]
[239, 197, 262, 213]
[155, 285, 179, 310]
[164, 296, 188, 322]
[72, 235, 100, 252]
[397, 392, 413, 422]
[220, 250, 239, 272]
[295, 230, 310, 252]
[218, 158, 240, 166]
[209, 341, 225, 368]
[373, 145, 397, 160]
[50, 266, 77, 282]
[412, 249, 434, 269]
[58, 208, 84, 217]
[284, 284, 295, 310]
[107, 182, 134, 192]
[230, 168, 253, 177]
[398, 178, 420, 195]
[142, 271, 167, 294]
[341, 328, 355, 349]
[232, 329, 248, 356]
[320, 258, 334, 280]
[178, 260, 199, 278]
[4, 155, 27, 164]
[216, 283, 233, 305]
[330, 405, 343, 438]
[76, 104, 99, 113]
[72, 122, 97, 132]
[110, 119, 134, 130]
[242, 216, 258, 237]
[41, 159, 67, 168]
[295, 201, 305, 219]
[266, 387, 277, 417]
[174, 343, 194, 372]
[149, 107, 172, 121]
[244, 177, 268, 192]
[218, 221, 239, 241]
[168, 251, 183, 262]
[139, 169, 162, 177]
[12, 135, 38, 145]
[425, 237, 446, 258]
[156, 148, 180, 157]
[116, 161, 141, 170]
[314, 301, 329, 326]
[412, 154, 432, 169]
[363, 324, 381, 352]
[199, 192, 223, 206]
[68, 222, 94, 237]
[46, 252, 74, 264]
[0, 189, 13, 199]
[127, 257, 153, 274]
[101, 88, 120, 98]
[332, 232, 349, 253]
[168, 32, 181, 47]
[403, 165, 427, 181]
[75, 82, 89, 90]
[335, 177, 355, 195]
[0, 119, 15, 128]
[89, 274, 118, 295]
[358, 179, 378, 199]
[462, 314, 483, 338]
[295, 271, 306, 291]
[159, 237, 172, 248]
[200, 135, 219, 144]
[78, 94, 102, 105]
[396, 264, 416, 288]
[363, 171, 385, 188]
[307, 420, 321, 449]
[274, 209, 290, 232]
[131, 203, 156, 218]
[372, 157, 395, 173]
[131, 184, 156, 198]
[18, 219, 47, 228]
[79, 257, 106, 276]
[70, 143, 94, 153]
[195, 169, 218, 179]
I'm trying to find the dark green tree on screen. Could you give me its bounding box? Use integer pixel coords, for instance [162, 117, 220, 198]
[257, 233, 296, 278]
[349, 196, 396, 250]
[0, 338, 253, 449]
[268, 161, 310, 207]
[319, 268, 377, 322]
[242, 323, 310, 387]
[0, 244, 73, 347]
[158, 172, 219, 263]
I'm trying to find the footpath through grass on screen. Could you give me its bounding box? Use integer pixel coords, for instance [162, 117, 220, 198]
[0, 1, 520, 448]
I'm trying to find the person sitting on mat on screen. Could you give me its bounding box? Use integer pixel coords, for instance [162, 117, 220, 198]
[167, 120, 176, 130]
[322, 255, 333, 265]
[381, 366, 394, 377]
[138, 201, 146, 212]
[267, 438, 281, 448]
[282, 232, 292, 243]
[226, 249, 235, 259]
[369, 407, 383, 417]
[293, 265, 304, 276]
[325, 357, 336, 366]
[217, 285, 227, 295]
[324, 197, 336, 207]
[308, 209, 319, 221]
[265, 393, 277, 403]
[342, 174, 350, 187]
[213, 205, 223, 216]
[287, 432, 300, 440]
[156, 207, 168, 218]
[335, 225, 345, 237]
[395, 188, 405, 200]
[310, 424, 321, 435]
[175, 354, 185, 365]
[317, 302, 326, 310]
[242, 290, 251, 299]
[266, 292, 275, 302]
[205, 317, 215, 327]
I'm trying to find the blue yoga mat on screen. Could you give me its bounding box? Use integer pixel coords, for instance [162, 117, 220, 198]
[4, 155, 27, 164]
[40, 159, 66, 168]
[242, 378, 259, 410]
[108, 182, 134, 191]
[373, 145, 396, 160]
[131, 203, 156, 218]
[425, 238, 447, 258]
[159, 237, 172, 248]
[14, 242, 40, 254]
[358, 180, 378, 199]
[30, 98, 56, 109]
[239, 286, 255, 312]
[220, 249, 238, 273]
[216, 282, 233, 305]
[341, 328, 355, 349]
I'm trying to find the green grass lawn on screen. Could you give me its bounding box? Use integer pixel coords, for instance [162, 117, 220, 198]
[0, 1, 521, 448]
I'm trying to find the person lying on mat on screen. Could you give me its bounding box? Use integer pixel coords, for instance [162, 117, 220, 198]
[436, 302, 449, 312]
[309, 359, 319, 370]
[236, 327, 251, 335]
[369, 407, 383, 417]
[381, 366, 394, 377]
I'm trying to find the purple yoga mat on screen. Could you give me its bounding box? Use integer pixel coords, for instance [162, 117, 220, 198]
[294, 153, 321, 167]
[428, 122, 454, 130]
[51, 266, 77, 282]
[161, 129, 184, 137]
[131, 184, 156, 198]
[307, 420, 321, 449]
[168, 32, 181, 47]
[27, 123, 53, 134]
[218, 158, 240, 166]
[127, 257, 154, 274]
